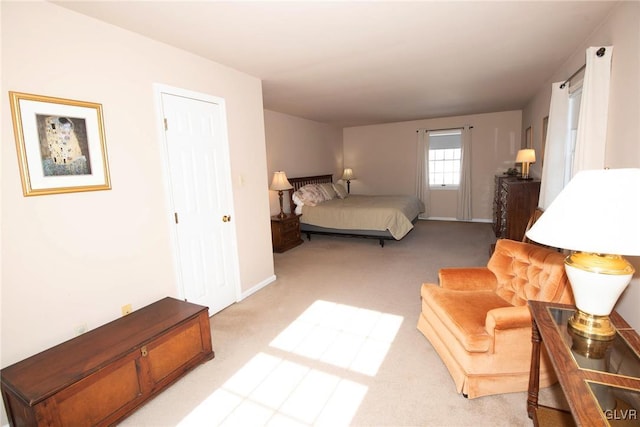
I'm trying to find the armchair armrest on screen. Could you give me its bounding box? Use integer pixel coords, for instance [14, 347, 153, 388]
[485, 305, 532, 333]
[438, 267, 498, 291]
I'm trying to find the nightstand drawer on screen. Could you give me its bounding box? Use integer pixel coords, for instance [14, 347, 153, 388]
[281, 217, 299, 233]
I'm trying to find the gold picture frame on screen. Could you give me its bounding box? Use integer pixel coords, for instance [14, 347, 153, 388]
[9, 92, 111, 196]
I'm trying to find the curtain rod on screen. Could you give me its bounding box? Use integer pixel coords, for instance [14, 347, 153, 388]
[416, 126, 473, 133]
[559, 47, 606, 89]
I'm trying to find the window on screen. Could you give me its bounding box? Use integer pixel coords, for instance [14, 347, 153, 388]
[428, 129, 462, 188]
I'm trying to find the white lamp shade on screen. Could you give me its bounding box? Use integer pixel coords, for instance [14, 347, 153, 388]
[526, 168, 640, 255]
[515, 149, 536, 163]
[341, 168, 354, 181]
[270, 171, 293, 191]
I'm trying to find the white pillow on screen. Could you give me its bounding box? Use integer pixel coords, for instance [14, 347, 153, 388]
[294, 184, 326, 206]
[333, 183, 349, 199]
[318, 183, 337, 200]
[292, 192, 304, 215]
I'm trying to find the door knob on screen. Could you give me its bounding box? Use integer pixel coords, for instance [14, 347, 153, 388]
[222, 215, 231, 222]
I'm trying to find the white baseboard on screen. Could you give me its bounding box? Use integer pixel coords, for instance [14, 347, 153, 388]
[240, 274, 277, 301]
[422, 217, 492, 223]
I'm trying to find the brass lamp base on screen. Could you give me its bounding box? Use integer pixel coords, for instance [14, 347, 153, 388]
[569, 327, 612, 359]
[568, 309, 616, 341]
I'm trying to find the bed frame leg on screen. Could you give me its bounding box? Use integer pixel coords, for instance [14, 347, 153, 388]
[306, 232, 311, 241]
[379, 239, 384, 248]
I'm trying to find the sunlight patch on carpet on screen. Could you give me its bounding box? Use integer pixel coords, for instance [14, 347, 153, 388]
[270, 300, 403, 376]
[177, 353, 367, 426]
[177, 300, 400, 426]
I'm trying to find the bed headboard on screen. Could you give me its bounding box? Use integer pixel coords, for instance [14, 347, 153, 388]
[287, 174, 333, 212]
[288, 174, 333, 191]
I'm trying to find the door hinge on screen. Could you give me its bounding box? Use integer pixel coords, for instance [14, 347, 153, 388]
[174, 212, 179, 224]
[164, 118, 168, 131]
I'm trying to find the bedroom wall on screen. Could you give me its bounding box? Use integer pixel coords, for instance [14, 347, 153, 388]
[1, 0, 274, 384]
[522, 0, 640, 330]
[264, 109, 343, 215]
[342, 110, 522, 221]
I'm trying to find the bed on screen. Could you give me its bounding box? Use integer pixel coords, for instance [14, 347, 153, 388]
[287, 174, 425, 247]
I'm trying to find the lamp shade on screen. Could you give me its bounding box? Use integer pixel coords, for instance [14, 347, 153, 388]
[526, 168, 640, 256]
[515, 149, 536, 163]
[341, 168, 354, 181]
[269, 171, 293, 191]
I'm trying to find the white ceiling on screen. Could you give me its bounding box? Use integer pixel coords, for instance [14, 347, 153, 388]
[55, 1, 618, 127]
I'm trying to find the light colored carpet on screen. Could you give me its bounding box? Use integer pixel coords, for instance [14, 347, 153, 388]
[120, 220, 564, 427]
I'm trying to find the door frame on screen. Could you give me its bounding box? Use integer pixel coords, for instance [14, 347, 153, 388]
[153, 83, 241, 310]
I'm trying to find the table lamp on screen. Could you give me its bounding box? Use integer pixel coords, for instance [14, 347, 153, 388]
[526, 168, 640, 340]
[341, 168, 354, 193]
[270, 171, 293, 218]
[516, 149, 536, 180]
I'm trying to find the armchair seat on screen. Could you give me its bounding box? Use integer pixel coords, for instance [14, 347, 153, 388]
[417, 239, 574, 398]
[427, 289, 512, 353]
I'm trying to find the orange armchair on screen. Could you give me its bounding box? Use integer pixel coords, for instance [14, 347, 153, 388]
[417, 239, 574, 398]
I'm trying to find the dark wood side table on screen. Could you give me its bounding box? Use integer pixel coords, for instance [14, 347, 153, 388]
[270, 214, 303, 253]
[528, 301, 640, 426]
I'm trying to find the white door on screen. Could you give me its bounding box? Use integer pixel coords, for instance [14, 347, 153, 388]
[157, 87, 239, 315]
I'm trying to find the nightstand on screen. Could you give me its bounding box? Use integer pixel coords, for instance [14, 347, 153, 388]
[270, 214, 303, 253]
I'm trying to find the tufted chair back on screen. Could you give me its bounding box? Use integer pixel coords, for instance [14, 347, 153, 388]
[487, 239, 574, 306]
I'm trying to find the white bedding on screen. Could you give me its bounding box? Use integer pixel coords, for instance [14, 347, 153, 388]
[299, 195, 425, 240]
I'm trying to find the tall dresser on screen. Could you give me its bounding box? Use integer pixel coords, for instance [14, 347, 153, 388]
[493, 175, 541, 240]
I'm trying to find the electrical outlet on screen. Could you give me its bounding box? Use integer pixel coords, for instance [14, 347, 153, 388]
[74, 323, 87, 336]
[121, 304, 132, 316]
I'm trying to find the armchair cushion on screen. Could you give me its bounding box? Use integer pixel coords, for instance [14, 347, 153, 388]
[423, 286, 511, 353]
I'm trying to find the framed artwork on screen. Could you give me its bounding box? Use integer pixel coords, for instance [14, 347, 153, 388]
[525, 126, 533, 149]
[9, 92, 111, 196]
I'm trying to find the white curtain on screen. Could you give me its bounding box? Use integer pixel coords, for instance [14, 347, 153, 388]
[538, 46, 613, 209]
[538, 82, 570, 209]
[415, 129, 430, 218]
[573, 46, 613, 175]
[456, 126, 472, 220]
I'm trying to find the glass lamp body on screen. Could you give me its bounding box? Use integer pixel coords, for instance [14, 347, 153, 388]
[565, 264, 633, 316]
[564, 253, 634, 340]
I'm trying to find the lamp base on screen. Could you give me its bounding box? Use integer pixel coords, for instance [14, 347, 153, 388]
[568, 309, 616, 341]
